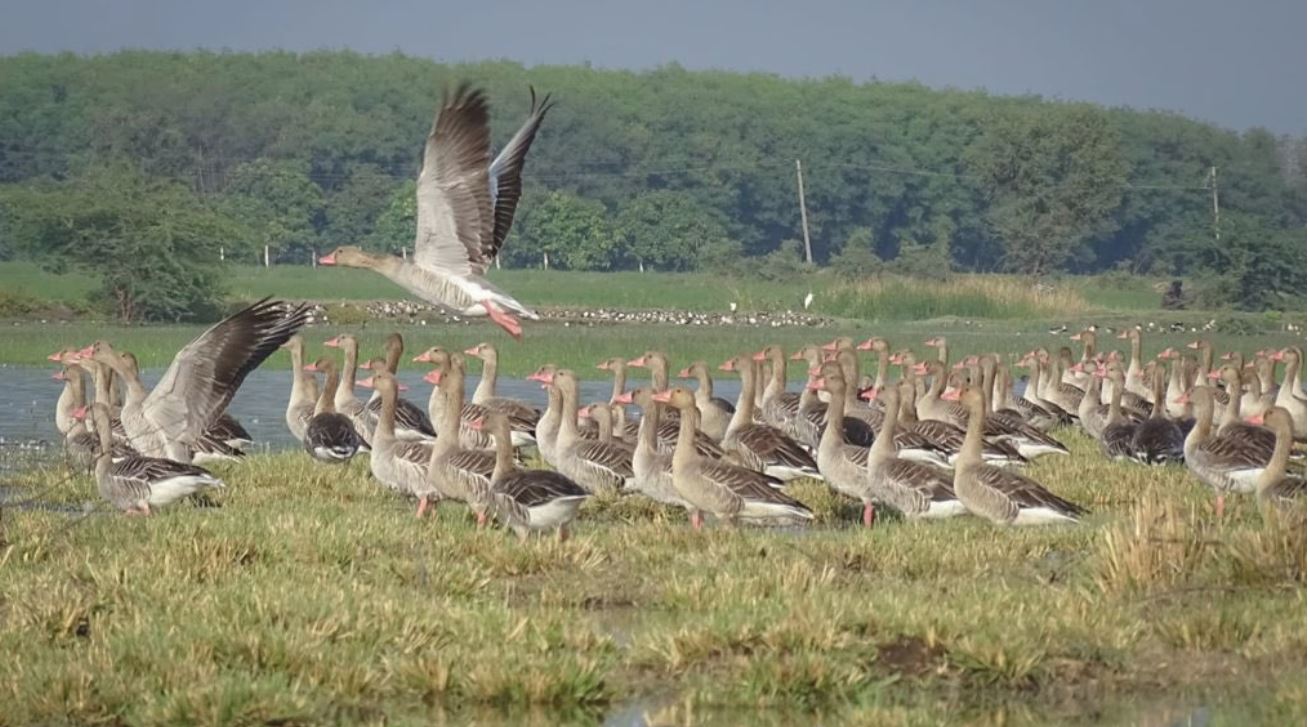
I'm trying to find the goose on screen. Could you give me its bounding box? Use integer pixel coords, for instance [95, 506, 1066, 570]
[464, 342, 541, 445]
[472, 412, 589, 541]
[78, 357, 134, 451]
[946, 385, 1086, 526]
[85, 403, 224, 515]
[323, 335, 376, 446]
[544, 369, 635, 495]
[629, 351, 726, 459]
[830, 348, 884, 430]
[865, 384, 966, 521]
[811, 363, 884, 526]
[1072, 362, 1109, 440]
[281, 335, 319, 443]
[527, 365, 565, 464]
[54, 363, 107, 470]
[788, 344, 875, 449]
[1187, 339, 1229, 411]
[1245, 408, 1306, 504]
[1067, 329, 1098, 389]
[580, 402, 617, 443]
[718, 354, 820, 481]
[1178, 386, 1271, 516]
[357, 371, 432, 498]
[1016, 352, 1074, 428]
[318, 85, 552, 339]
[998, 357, 1061, 431]
[1098, 366, 1138, 461]
[653, 387, 813, 529]
[359, 333, 436, 441]
[612, 387, 694, 509]
[1159, 348, 1191, 420]
[1220, 352, 1268, 416]
[1270, 347, 1307, 439]
[1038, 348, 1085, 417]
[1210, 364, 1275, 462]
[414, 348, 495, 450]
[1116, 328, 1153, 401]
[924, 335, 949, 367]
[420, 356, 496, 521]
[677, 361, 735, 442]
[854, 336, 894, 394]
[1129, 365, 1185, 465]
[971, 356, 1070, 459]
[891, 378, 1027, 467]
[755, 345, 803, 432]
[302, 357, 367, 464]
[595, 356, 640, 439]
[81, 297, 308, 462]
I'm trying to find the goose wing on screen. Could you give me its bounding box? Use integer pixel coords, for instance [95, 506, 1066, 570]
[487, 87, 553, 256]
[496, 469, 588, 507]
[413, 84, 495, 276]
[146, 298, 308, 448]
[738, 424, 817, 470]
[974, 464, 1087, 518]
[573, 440, 635, 478]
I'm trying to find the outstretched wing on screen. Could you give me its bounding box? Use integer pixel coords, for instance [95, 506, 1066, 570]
[487, 86, 553, 259]
[145, 298, 309, 448]
[413, 84, 495, 276]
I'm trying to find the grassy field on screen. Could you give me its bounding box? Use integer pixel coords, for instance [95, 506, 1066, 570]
[1, 434, 1303, 725]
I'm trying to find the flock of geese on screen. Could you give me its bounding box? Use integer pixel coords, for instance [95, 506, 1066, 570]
[29, 83, 1308, 538]
[48, 311, 1306, 539]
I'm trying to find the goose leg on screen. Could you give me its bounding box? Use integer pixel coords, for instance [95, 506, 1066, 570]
[1214, 494, 1226, 519]
[862, 502, 876, 528]
[481, 301, 523, 341]
[558, 524, 570, 543]
[690, 510, 703, 531]
[416, 496, 430, 518]
[475, 510, 488, 528]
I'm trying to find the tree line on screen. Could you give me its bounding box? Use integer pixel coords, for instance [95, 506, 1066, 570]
[0, 51, 1303, 320]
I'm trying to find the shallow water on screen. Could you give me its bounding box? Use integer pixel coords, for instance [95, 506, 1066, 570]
[0, 365, 729, 454]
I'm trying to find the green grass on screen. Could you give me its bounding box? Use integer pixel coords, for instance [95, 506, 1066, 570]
[2, 435, 1303, 724]
[3, 318, 1304, 378]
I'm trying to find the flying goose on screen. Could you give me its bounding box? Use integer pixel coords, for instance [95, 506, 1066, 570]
[319, 85, 552, 339]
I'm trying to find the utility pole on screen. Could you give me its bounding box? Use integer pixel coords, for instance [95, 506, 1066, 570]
[1209, 165, 1221, 241]
[795, 159, 813, 264]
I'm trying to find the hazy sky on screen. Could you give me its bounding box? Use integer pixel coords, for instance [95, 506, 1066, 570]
[1, 0, 1303, 134]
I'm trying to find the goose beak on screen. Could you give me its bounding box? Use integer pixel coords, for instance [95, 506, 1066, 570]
[1186, 341, 1200, 349]
[859, 386, 880, 401]
[413, 351, 433, 363]
[855, 339, 873, 351]
[1116, 331, 1129, 339]
[1205, 370, 1221, 381]
[677, 366, 693, 378]
[578, 407, 592, 420]
[357, 377, 374, 388]
[651, 390, 672, 403]
[423, 370, 443, 385]
[807, 377, 825, 391]
[1174, 392, 1190, 405]
[911, 362, 928, 376]
[1245, 413, 1265, 425]
[46, 351, 65, 362]
[612, 391, 634, 405]
[941, 388, 961, 401]
[77, 344, 95, 359]
[596, 361, 611, 371]
[324, 337, 341, 348]
[627, 356, 647, 367]
[319, 253, 337, 265]
[303, 364, 319, 372]
[52, 370, 66, 381]
[752, 350, 767, 362]
[72, 405, 87, 421]
[718, 359, 737, 372]
[820, 339, 840, 352]
[464, 346, 481, 356]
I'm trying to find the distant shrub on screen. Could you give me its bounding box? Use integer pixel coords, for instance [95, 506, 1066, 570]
[324, 303, 371, 325]
[818, 274, 1088, 321]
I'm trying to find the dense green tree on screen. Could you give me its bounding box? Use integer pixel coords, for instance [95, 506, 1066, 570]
[0, 163, 234, 321]
[222, 158, 323, 262]
[614, 190, 738, 271]
[965, 105, 1129, 275]
[0, 51, 1301, 308]
[510, 191, 616, 270]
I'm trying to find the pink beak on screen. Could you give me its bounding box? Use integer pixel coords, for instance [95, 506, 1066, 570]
[413, 351, 433, 363]
[651, 390, 672, 403]
[941, 389, 961, 401]
[612, 391, 634, 405]
[859, 386, 880, 402]
[807, 377, 825, 391]
[72, 405, 87, 421]
[319, 253, 337, 265]
[855, 339, 874, 351]
[464, 346, 480, 356]
[424, 370, 442, 385]
[596, 361, 611, 371]
[1205, 371, 1221, 381]
[77, 344, 95, 359]
[719, 359, 737, 372]
[752, 350, 767, 362]
[821, 339, 840, 352]
[627, 356, 648, 367]
[303, 363, 319, 372]
[911, 362, 929, 376]
[52, 370, 66, 381]
[1245, 413, 1265, 425]
[357, 377, 375, 388]
[47, 351, 65, 362]
[677, 366, 693, 378]
[324, 337, 341, 348]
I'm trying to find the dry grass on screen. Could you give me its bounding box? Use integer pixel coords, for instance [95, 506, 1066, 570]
[819, 274, 1091, 321]
[0, 433, 1304, 725]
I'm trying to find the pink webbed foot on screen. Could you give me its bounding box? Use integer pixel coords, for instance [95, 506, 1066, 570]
[481, 301, 524, 341]
[416, 496, 430, 519]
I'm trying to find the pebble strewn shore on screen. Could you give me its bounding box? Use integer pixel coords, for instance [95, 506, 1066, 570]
[312, 300, 835, 328]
